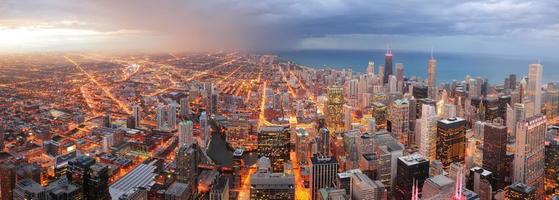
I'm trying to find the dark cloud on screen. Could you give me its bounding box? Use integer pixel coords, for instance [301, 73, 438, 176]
[1, 0, 558, 54]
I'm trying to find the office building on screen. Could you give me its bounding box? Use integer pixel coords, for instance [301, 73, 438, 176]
[514, 114, 546, 198]
[66, 156, 111, 200]
[165, 182, 191, 200]
[325, 86, 345, 133]
[0, 163, 16, 200]
[388, 99, 410, 146]
[180, 97, 190, 117]
[178, 120, 193, 148]
[383, 48, 393, 84]
[176, 144, 200, 193]
[200, 111, 209, 146]
[416, 104, 437, 161]
[436, 117, 466, 169]
[250, 157, 295, 200]
[507, 182, 536, 199]
[350, 171, 386, 200]
[527, 63, 543, 116]
[258, 125, 290, 172]
[311, 155, 339, 200]
[393, 153, 430, 200]
[482, 121, 508, 190]
[427, 52, 437, 100]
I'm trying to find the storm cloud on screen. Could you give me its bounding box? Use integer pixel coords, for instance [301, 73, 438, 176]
[0, 0, 558, 56]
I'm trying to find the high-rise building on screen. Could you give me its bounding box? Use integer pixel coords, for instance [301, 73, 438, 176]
[482, 121, 509, 190]
[250, 157, 295, 200]
[66, 156, 111, 200]
[167, 103, 177, 130]
[200, 111, 209, 146]
[388, 75, 398, 93]
[350, 171, 386, 200]
[349, 78, 359, 101]
[13, 179, 47, 200]
[388, 99, 410, 146]
[545, 136, 559, 196]
[509, 74, 517, 90]
[436, 117, 466, 169]
[378, 65, 385, 85]
[180, 97, 190, 117]
[103, 113, 112, 128]
[156, 104, 166, 130]
[317, 119, 331, 156]
[210, 93, 218, 115]
[507, 182, 536, 199]
[178, 120, 193, 148]
[427, 52, 437, 100]
[325, 86, 345, 133]
[527, 63, 543, 116]
[396, 63, 404, 92]
[165, 182, 191, 200]
[295, 128, 309, 165]
[176, 143, 200, 194]
[416, 104, 437, 160]
[311, 155, 339, 200]
[514, 114, 546, 198]
[343, 105, 353, 131]
[132, 104, 141, 128]
[0, 163, 16, 200]
[258, 125, 291, 172]
[393, 153, 430, 200]
[13, 178, 84, 200]
[383, 48, 393, 84]
[367, 61, 375, 75]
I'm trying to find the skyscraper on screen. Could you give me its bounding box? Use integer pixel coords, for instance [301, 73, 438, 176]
[383, 48, 393, 84]
[200, 111, 209, 146]
[176, 143, 200, 194]
[167, 102, 177, 130]
[427, 52, 437, 100]
[66, 156, 111, 200]
[482, 121, 508, 190]
[436, 117, 466, 169]
[350, 171, 386, 200]
[0, 163, 16, 200]
[416, 104, 437, 161]
[132, 104, 140, 128]
[178, 120, 193, 148]
[367, 61, 375, 75]
[325, 86, 345, 133]
[527, 63, 543, 116]
[393, 153, 430, 200]
[311, 155, 339, 200]
[156, 104, 166, 130]
[396, 63, 404, 92]
[388, 99, 410, 146]
[180, 97, 190, 117]
[257, 125, 291, 172]
[514, 114, 546, 198]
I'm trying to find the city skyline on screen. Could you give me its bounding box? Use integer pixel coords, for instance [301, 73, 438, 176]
[1, 1, 559, 200]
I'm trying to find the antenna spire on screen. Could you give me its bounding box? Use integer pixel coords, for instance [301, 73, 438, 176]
[430, 47, 434, 59]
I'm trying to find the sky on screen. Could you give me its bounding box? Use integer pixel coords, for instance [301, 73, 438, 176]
[0, 0, 558, 57]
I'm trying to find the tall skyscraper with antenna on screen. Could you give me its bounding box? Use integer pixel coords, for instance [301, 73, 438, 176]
[383, 47, 393, 84]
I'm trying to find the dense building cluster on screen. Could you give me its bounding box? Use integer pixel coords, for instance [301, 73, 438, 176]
[1, 50, 558, 200]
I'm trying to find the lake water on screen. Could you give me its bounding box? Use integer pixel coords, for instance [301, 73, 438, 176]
[277, 49, 559, 84]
